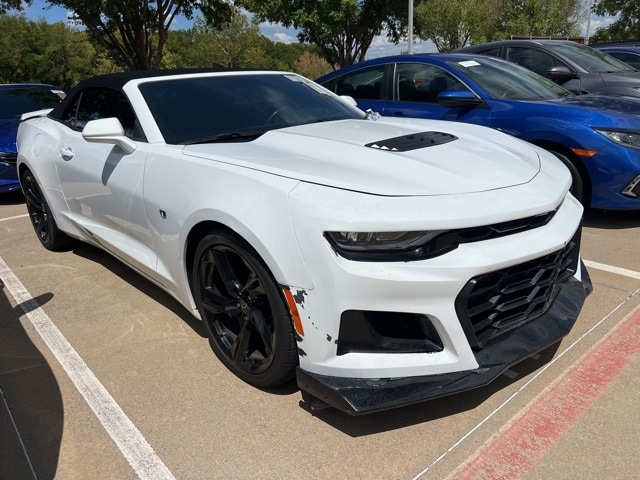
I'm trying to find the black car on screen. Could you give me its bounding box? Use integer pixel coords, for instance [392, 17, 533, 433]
[454, 40, 640, 97]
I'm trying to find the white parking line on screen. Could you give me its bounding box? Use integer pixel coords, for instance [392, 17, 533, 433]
[0, 213, 28, 223]
[0, 256, 176, 480]
[1, 386, 37, 479]
[583, 259, 640, 280]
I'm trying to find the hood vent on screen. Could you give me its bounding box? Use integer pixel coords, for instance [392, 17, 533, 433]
[366, 131, 457, 152]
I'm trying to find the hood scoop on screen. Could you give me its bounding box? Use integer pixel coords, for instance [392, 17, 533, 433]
[366, 131, 457, 152]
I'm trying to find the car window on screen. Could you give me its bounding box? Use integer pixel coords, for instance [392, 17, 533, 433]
[0, 87, 64, 119]
[505, 47, 565, 75]
[139, 73, 363, 145]
[61, 88, 145, 141]
[395, 63, 468, 102]
[551, 43, 636, 73]
[321, 65, 386, 100]
[472, 47, 502, 57]
[445, 57, 571, 100]
[606, 52, 640, 69]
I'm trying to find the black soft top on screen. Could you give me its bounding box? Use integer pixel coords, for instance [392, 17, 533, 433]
[49, 68, 252, 119]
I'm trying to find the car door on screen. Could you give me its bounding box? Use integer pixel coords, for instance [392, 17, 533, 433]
[55, 87, 159, 278]
[383, 62, 492, 126]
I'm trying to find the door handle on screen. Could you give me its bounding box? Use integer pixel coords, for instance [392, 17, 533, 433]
[59, 147, 74, 160]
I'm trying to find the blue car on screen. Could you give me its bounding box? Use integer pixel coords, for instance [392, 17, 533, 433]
[0, 84, 65, 193]
[317, 54, 640, 210]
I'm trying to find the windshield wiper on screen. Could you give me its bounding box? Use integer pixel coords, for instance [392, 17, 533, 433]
[185, 130, 266, 145]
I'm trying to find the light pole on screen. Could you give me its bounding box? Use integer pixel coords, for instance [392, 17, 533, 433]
[408, 0, 414, 54]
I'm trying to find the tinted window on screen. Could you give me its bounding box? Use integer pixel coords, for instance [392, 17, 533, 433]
[0, 87, 64, 119]
[607, 52, 640, 69]
[505, 47, 565, 75]
[61, 88, 143, 140]
[445, 57, 571, 100]
[395, 63, 468, 103]
[321, 65, 386, 100]
[551, 43, 636, 73]
[139, 74, 362, 145]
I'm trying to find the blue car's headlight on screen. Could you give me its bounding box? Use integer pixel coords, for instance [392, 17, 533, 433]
[595, 128, 640, 150]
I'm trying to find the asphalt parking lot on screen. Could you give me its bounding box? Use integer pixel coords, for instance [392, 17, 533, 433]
[1, 190, 639, 480]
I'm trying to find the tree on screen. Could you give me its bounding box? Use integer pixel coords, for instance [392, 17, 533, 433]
[0, 15, 97, 88]
[0, 0, 23, 14]
[415, 0, 582, 51]
[293, 50, 332, 78]
[591, 0, 640, 41]
[45, 0, 233, 70]
[237, 0, 408, 68]
[414, 0, 501, 52]
[187, 13, 271, 68]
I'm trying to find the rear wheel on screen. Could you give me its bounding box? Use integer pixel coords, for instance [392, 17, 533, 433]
[21, 169, 73, 251]
[193, 231, 297, 388]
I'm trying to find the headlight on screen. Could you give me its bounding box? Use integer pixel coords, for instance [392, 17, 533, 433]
[325, 230, 451, 261]
[595, 128, 640, 150]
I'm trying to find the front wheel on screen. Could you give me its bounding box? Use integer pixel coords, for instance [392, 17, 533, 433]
[193, 231, 297, 388]
[548, 149, 589, 207]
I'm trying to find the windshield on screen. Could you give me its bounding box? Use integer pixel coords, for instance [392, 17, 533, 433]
[552, 43, 637, 73]
[139, 73, 363, 145]
[0, 87, 65, 119]
[446, 57, 573, 100]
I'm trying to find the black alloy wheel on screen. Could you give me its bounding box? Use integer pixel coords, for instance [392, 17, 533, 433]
[193, 232, 297, 388]
[21, 169, 71, 251]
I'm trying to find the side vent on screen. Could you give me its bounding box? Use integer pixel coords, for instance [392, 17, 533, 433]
[366, 131, 457, 152]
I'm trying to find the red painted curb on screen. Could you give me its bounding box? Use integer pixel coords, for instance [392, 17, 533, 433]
[456, 307, 640, 480]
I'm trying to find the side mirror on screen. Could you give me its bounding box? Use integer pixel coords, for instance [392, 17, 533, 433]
[545, 66, 575, 80]
[437, 91, 483, 108]
[82, 117, 137, 154]
[339, 95, 358, 107]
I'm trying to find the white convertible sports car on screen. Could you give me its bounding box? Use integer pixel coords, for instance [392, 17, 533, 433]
[17, 70, 591, 415]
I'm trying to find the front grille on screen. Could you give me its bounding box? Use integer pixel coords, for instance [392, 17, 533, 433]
[455, 227, 581, 350]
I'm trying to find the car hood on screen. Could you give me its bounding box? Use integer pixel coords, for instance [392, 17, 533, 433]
[600, 71, 640, 85]
[183, 119, 541, 196]
[0, 118, 19, 153]
[554, 93, 640, 115]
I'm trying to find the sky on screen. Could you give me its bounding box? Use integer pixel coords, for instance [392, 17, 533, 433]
[18, 0, 615, 60]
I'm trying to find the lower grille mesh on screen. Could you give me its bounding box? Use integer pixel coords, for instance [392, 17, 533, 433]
[455, 228, 581, 350]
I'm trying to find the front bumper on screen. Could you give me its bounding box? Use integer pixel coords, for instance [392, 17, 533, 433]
[297, 266, 591, 415]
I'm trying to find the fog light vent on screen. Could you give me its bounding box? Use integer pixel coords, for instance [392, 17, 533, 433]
[337, 310, 443, 355]
[622, 174, 640, 198]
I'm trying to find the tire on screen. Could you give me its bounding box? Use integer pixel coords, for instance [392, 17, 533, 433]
[193, 231, 297, 388]
[21, 169, 73, 251]
[547, 149, 588, 206]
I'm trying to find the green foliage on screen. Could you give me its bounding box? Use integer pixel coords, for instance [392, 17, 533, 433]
[237, 0, 407, 67]
[46, 0, 233, 70]
[0, 15, 97, 88]
[165, 12, 329, 73]
[591, 0, 640, 42]
[415, 0, 581, 50]
[414, 0, 502, 51]
[489, 0, 582, 40]
[0, 0, 23, 15]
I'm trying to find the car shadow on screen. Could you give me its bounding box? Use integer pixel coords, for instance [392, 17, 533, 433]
[299, 342, 561, 436]
[0, 283, 62, 480]
[71, 243, 207, 339]
[584, 208, 640, 229]
[0, 191, 24, 205]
